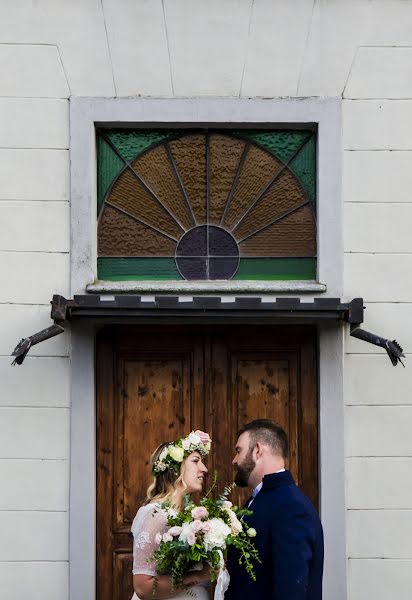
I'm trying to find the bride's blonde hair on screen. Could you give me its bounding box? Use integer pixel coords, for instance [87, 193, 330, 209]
[145, 442, 188, 507]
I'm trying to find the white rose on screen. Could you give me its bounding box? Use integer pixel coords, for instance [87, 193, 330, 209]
[169, 445, 185, 462]
[159, 447, 169, 461]
[155, 533, 162, 544]
[231, 518, 243, 535]
[203, 518, 231, 551]
[188, 432, 201, 446]
[225, 508, 243, 535]
[247, 528, 257, 538]
[178, 522, 196, 545]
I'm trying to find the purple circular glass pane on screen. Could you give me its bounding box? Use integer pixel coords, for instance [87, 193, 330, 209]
[176, 225, 239, 280]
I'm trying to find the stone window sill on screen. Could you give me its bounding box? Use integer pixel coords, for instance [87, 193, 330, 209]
[86, 280, 327, 295]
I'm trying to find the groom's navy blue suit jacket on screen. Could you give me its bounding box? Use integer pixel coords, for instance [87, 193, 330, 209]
[225, 470, 324, 600]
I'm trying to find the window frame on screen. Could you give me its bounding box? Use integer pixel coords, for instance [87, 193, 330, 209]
[70, 97, 342, 297]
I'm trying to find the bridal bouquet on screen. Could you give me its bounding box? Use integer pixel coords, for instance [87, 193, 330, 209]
[151, 482, 260, 590]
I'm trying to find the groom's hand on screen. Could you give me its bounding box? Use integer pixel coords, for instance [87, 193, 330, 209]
[184, 564, 211, 586]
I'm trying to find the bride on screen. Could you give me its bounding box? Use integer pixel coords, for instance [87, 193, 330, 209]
[131, 430, 212, 600]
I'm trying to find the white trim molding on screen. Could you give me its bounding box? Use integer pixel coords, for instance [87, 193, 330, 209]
[69, 96, 346, 600]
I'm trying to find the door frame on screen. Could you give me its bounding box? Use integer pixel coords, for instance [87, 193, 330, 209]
[69, 321, 346, 600]
[69, 95, 345, 599]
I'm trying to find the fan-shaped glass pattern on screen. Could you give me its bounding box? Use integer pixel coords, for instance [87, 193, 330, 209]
[97, 129, 317, 281]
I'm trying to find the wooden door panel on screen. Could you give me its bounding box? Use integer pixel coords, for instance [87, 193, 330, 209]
[209, 348, 298, 508]
[208, 327, 317, 509]
[118, 355, 191, 527]
[113, 553, 134, 600]
[231, 353, 298, 508]
[235, 357, 290, 423]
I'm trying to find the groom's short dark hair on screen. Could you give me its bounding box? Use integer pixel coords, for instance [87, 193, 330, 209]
[239, 419, 288, 459]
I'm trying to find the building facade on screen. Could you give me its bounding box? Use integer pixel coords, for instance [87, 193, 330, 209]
[1, 2, 412, 599]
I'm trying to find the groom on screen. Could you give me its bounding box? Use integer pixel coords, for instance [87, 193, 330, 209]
[225, 419, 324, 600]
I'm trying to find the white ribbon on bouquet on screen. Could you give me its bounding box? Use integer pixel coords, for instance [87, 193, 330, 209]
[214, 550, 230, 600]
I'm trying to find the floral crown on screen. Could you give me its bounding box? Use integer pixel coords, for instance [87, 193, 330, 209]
[153, 430, 212, 475]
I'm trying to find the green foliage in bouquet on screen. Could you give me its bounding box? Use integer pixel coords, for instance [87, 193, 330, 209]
[151, 475, 261, 590]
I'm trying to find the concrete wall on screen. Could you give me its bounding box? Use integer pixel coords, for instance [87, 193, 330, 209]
[1, 1, 411, 598]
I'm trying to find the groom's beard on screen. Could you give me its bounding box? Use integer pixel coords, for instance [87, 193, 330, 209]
[234, 450, 256, 487]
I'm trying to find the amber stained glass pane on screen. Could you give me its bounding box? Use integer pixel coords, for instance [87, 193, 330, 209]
[208, 134, 245, 225]
[107, 168, 182, 240]
[234, 170, 306, 240]
[132, 145, 194, 231]
[240, 205, 316, 257]
[169, 135, 207, 224]
[98, 206, 176, 256]
[222, 144, 283, 231]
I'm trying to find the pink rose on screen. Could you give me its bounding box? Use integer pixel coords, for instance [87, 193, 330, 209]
[201, 521, 211, 532]
[191, 506, 209, 520]
[182, 438, 191, 451]
[162, 532, 173, 543]
[187, 532, 196, 546]
[192, 519, 203, 532]
[168, 526, 183, 537]
[155, 533, 162, 544]
[194, 430, 212, 444]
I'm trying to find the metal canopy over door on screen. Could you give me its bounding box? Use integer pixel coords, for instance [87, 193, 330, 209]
[96, 325, 318, 600]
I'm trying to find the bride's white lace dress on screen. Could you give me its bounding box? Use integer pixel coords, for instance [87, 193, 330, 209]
[131, 503, 209, 600]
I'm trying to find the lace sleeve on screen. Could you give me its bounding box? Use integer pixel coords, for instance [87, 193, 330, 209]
[132, 505, 168, 576]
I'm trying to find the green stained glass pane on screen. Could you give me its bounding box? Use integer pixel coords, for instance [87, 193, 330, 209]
[97, 137, 124, 214]
[230, 130, 311, 164]
[234, 258, 316, 280]
[106, 130, 173, 162]
[98, 257, 315, 281]
[97, 257, 182, 281]
[289, 135, 316, 209]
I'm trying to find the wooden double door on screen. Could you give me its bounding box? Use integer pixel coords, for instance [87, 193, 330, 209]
[96, 325, 318, 600]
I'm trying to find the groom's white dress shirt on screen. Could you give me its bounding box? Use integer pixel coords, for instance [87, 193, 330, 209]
[248, 468, 285, 507]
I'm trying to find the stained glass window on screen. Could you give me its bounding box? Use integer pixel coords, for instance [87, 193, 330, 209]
[96, 129, 316, 281]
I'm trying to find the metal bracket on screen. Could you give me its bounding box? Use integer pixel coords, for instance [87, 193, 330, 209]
[350, 324, 405, 367]
[11, 295, 69, 365]
[11, 322, 65, 366]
